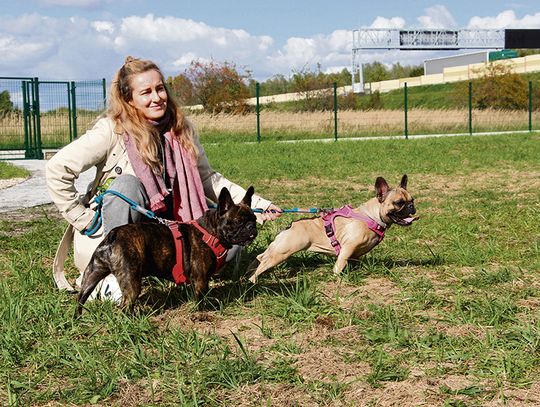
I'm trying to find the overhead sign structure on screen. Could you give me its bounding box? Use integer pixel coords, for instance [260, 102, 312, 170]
[351, 28, 540, 93]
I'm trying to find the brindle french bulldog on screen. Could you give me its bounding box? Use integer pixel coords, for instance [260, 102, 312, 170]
[248, 175, 417, 283]
[76, 187, 257, 315]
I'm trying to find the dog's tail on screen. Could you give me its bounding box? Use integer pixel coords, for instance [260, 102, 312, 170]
[75, 257, 112, 317]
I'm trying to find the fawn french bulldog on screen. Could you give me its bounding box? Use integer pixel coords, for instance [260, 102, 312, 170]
[248, 175, 417, 283]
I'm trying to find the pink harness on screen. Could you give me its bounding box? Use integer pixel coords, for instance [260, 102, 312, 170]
[322, 205, 386, 255]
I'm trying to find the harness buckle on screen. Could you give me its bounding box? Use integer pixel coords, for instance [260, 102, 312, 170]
[324, 223, 334, 237]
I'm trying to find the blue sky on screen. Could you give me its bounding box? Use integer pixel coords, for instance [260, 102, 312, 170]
[1, 0, 540, 82]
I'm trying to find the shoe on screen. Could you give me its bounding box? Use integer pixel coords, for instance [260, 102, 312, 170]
[86, 274, 123, 304]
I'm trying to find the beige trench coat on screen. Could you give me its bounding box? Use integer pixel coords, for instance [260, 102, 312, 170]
[46, 117, 271, 291]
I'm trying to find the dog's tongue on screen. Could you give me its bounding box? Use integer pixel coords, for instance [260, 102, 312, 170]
[403, 216, 418, 224]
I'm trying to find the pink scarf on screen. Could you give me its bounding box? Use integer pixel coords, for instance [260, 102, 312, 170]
[124, 131, 208, 222]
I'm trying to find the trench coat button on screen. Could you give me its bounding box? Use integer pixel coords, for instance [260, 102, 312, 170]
[115, 166, 122, 175]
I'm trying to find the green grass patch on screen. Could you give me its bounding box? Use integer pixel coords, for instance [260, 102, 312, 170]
[0, 161, 29, 179]
[1, 132, 539, 404]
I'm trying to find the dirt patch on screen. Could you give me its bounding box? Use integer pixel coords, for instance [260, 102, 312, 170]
[216, 382, 319, 406]
[295, 347, 370, 383]
[112, 378, 164, 407]
[0, 203, 62, 222]
[344, 374, 489, 406]
[153, 307, 278, 352]
[323, 278, 402, 308]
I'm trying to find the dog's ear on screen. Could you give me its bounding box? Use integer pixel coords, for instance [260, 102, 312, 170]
[400, 174, 408, 190]
[375, 177, 389, 202]
[242, 186, 254, 207]
[218, 187, 234, 214]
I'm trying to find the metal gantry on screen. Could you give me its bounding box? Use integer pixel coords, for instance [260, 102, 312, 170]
[351, 28, 505, 92]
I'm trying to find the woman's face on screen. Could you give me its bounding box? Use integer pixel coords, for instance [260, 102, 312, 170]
[129, 69, 168, 120]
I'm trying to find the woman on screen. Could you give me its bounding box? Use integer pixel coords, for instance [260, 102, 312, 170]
[46, 56, 280, 301]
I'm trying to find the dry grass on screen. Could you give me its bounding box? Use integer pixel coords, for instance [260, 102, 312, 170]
[191, 108, 539, 136]
[0, 111, 99, 144]
[1, 108, 538, 144]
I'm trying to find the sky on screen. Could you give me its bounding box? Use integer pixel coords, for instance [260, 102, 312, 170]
[1, 0, 540, 82]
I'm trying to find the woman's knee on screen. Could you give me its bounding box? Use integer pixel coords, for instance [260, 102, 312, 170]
[108, 174, 144, 194]
[104, 175, 147, 205]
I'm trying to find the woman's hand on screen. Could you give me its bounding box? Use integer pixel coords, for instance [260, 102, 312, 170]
[260, 204, 282, 221]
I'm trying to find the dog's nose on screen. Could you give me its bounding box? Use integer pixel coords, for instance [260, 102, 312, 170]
[408, 203, 416, 215]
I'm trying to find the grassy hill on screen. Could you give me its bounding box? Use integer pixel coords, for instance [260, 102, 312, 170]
[263, 70, 540, 112]
[360, 71, 540, 110]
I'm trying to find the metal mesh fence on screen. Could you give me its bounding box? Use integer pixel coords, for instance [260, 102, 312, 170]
[1, 76, 539, 158]
[258, 87, 335, 142]
[407, 83, 469, 136]
[0, 77, 33, 159]
[74, 80, 106, 137]
[39, 81, 72, 149]
[0, 77, 106, 159]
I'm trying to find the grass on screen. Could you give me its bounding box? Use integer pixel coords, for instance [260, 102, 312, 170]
[0, 161, 29, 179]
[0, 132, 540, 405]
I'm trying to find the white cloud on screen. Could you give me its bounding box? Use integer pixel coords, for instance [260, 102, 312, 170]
[468, 10, 540, 28]
[2, 8, 539, 82]
[417, 5, 458, 28]
[172, 53, 209, 69]
[369, 17, 406, 29]
[92, 20, 115, 34]
[266, 30, 352, 77]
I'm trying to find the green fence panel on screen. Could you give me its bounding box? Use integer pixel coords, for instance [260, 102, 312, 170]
[0, 77, 35, 159]
[73, 79, 107, 137]
[38, 81, 71, 150]
[0, 77, 106, 160]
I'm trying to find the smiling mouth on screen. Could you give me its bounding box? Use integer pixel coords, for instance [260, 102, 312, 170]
[389, 214, 419, 226]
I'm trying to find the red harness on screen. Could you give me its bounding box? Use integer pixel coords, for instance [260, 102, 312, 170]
[168, 220, 228, 285]
[322, 205, 386, 255]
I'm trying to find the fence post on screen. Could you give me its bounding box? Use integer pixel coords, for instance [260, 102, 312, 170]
[33, 78, 43, 159]
[404, 82, 408, 139]
[70, 81, 78, 139]
[468, 82, 473, 136]
[256, 82, 260, 143]
[529, 81, 532, 132]
[333, 82, 338, 141]
[102, 78, 107, 108]
[21, 81, 29, 158]
[67, 82, 73, 141]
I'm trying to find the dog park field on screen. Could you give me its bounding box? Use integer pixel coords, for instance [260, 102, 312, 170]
[1, 132, 539, 405]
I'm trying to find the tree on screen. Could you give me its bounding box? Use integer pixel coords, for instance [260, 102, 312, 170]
[289, 66, 334, 111]
[363, 62, 391, 82]
[185, 60, 251, 114]
[249, 74, 290, 97]
[472, 62, 528, 110]
[0, 90, 14, 116]
[166, 74, 195, 106]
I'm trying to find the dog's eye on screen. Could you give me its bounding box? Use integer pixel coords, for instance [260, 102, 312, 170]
[395, 199, 404, 206]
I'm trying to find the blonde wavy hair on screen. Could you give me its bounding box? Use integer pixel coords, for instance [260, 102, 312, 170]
[108, 56, 197, 173]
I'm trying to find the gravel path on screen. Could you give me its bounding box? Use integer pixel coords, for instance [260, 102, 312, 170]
[0, 160, 96, 214]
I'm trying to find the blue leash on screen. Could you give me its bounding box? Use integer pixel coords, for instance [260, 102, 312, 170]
[84, 190, 331, 236]
[83, 190, 159, 236]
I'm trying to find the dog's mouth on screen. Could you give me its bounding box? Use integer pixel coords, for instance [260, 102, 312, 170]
[232, 230, 258, 246]
[389, 214, 419, 226]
